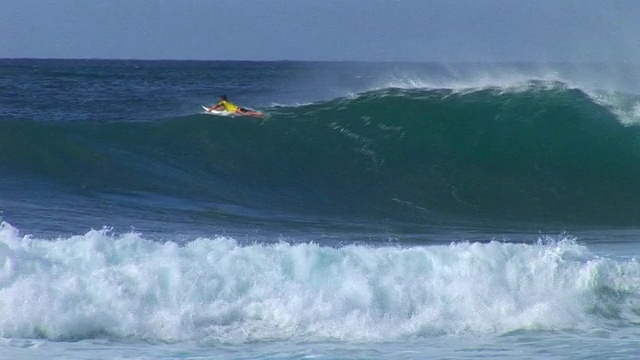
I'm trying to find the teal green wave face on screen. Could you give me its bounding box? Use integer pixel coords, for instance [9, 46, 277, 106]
[3, 85, 640, 225]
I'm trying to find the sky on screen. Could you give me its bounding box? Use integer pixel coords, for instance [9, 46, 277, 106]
[2, 0, 640, 62]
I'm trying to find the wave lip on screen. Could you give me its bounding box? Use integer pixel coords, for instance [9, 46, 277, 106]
[1, 222, 639, 342]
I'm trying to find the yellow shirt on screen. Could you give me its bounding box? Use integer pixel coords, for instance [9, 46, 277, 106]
[217, 100, 239, 112]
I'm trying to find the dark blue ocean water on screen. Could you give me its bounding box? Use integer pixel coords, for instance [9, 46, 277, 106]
[1, 59, 640, 359]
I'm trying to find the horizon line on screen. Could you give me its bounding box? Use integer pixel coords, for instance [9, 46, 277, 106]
[2, 57, 639, 65]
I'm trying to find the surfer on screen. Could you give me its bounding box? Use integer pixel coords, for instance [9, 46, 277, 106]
[208, 95, 263, 117]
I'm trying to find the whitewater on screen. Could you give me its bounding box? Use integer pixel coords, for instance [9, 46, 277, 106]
[2, 59, 640, 358]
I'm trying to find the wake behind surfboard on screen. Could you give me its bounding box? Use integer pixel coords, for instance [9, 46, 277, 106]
[201, 105, 264, 118]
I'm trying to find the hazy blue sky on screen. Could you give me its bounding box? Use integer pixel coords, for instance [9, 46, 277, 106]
[2, 0, 639, 61]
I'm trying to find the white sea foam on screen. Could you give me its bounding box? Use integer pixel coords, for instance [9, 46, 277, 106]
[1, 222, 639, 343]
[583, 90, 640, 125]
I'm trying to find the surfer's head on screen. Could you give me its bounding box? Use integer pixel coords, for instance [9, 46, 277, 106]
[220, 95, 228, 101]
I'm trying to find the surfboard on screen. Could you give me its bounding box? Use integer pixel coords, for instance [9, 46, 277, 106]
[201, 105, 264, 118]
[202, 105, 237, 117]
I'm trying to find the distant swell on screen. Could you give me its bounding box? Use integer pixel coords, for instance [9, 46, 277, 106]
[2, 84, 640, 225]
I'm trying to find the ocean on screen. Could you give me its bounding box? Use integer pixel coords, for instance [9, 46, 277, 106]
[1, 59, 640, 359]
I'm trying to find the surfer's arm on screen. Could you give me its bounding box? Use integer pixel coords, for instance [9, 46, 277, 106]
[210, 102, 224, 110]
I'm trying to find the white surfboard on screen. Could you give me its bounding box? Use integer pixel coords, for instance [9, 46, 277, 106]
[201, 105, 264, 118]
[201, 105, 238, 117]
